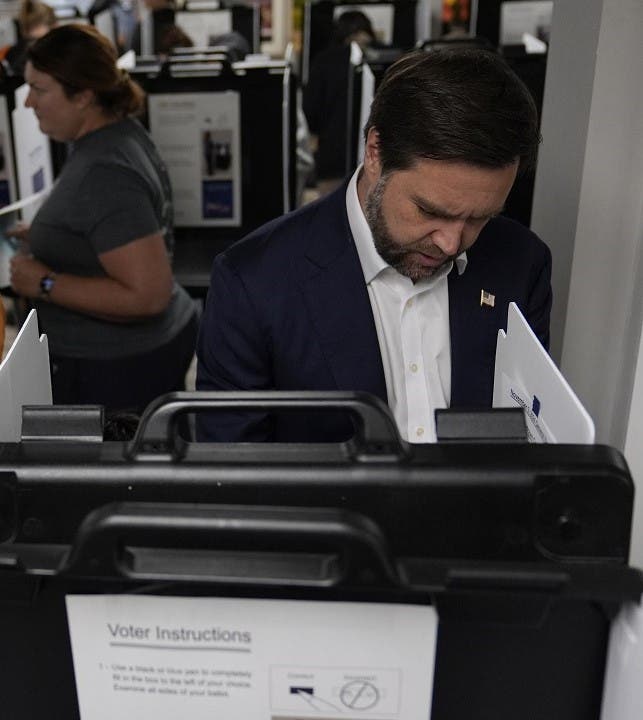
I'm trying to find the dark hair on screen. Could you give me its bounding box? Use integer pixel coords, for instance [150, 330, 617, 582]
[364, 47, 541, 174]
[333, 10, 375, 45]
[27, 24, 145, 117]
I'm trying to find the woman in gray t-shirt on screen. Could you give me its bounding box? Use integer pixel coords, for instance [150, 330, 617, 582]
[9, 23, 197, 414]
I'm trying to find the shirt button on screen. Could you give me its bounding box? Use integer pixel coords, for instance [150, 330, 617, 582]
[407, 298, 414, 307]
[410, 362, 418, 373]
[416, 427, 424, 438]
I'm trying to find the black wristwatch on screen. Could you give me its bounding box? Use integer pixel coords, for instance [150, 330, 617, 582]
[39, 273, 56, 300]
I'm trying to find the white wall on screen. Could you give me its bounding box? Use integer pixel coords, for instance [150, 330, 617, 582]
[533, 0, 643, 564]
[530, 0, 603, 364]
[625, 324, 643, 567]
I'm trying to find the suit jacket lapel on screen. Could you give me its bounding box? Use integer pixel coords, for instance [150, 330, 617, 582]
[297, 186, 388, 403]
[448, 264, 501, 408]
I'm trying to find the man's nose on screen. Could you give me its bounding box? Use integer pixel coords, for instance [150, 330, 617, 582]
[430, 219, 466, 257]
[24, 91, 34, 108]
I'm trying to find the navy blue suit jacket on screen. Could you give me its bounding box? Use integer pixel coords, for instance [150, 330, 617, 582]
[196, 183, 552, 441]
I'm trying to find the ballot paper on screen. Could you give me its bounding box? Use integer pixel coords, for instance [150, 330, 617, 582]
[66, 594, 437, 720]
[600, 601, 643, 720]
[0, 309, 51, 441]
[493, 302, 594, 443]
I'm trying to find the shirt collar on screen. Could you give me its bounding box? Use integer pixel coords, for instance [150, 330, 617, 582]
[346, 166, 467, 286]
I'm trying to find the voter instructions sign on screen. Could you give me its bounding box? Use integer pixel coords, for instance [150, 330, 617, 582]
[66, 594, 438, 719]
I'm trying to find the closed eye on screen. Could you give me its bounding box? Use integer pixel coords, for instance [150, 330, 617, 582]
[417, 205, 435, 218]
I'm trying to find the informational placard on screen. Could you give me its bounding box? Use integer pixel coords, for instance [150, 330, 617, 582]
[148, 91, 241, 227]
[11, 84, 54, 224]
[0, 95, 17, 209]
[66, 594, 437, 720]
[175, 9, 232, 47]
[334, 4, 394, 46]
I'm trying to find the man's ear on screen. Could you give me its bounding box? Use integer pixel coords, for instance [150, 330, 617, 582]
[363, 127, 382, 181]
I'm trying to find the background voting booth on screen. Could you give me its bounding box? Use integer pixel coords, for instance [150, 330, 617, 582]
[301, 0, 418, 84]
[137, 1, 259, 56]
[131, 53, 296, 294]
[175, 2, 259, 53]
[0, 390, 641, 719]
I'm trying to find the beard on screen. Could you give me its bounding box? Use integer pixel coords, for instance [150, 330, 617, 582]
[364, 175, 452, 283]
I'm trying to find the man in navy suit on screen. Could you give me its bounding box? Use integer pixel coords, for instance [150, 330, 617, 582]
[196, 47, 552, 442]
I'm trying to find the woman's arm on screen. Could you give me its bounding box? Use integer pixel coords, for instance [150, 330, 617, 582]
[9, 231, 173, 322]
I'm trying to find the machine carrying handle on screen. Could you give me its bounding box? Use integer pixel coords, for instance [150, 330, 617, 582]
[126, 391, 408, 461]
[61, 502, 401, 588]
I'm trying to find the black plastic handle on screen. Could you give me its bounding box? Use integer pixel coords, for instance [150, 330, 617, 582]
[61, 502, 401, 588]
[126, 390, 407, 461]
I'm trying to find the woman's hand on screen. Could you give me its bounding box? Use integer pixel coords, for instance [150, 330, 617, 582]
[9, 254, 51, 299]
[6, 222, 31, 245]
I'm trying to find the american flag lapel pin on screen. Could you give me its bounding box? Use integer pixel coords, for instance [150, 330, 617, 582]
[480, 289, 495, 308]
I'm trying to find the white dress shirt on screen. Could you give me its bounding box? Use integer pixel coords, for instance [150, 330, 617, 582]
[346, 168, 467, 442]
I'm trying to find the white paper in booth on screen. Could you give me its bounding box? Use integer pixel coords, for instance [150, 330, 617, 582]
[493, 302, 594, 443]
[65, 594, 438, 720]
[600, 601, 643, 720]
[0, 309, 51, 442]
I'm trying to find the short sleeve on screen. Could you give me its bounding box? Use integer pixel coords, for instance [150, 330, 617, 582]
[73, 164, 162, 254]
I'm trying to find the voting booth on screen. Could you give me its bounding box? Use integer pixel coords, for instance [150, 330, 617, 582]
[301, 0, 417, 84]
[129, 54, 296, 294]
[0, 391, 641, 718]
[175, 2, 259, 53]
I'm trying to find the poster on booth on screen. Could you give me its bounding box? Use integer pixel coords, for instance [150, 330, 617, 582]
[0, 95, 17, 210]
[148, 92, 241, 227]
[66, 594, 437, 720]
[11, 83, 54, 224]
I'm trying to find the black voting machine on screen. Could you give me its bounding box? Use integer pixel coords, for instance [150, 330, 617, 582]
[0, 5, 639, 714]
[0, 391, 641, 719]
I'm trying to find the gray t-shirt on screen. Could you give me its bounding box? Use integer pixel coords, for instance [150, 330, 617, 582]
[30, 117, 194, 359]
